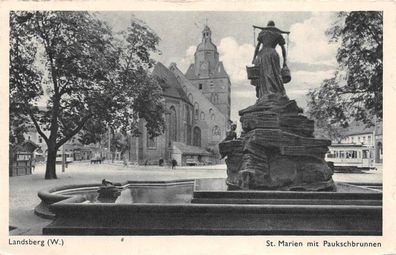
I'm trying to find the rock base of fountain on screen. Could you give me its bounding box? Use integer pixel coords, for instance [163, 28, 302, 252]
[220, 94, 336, 191]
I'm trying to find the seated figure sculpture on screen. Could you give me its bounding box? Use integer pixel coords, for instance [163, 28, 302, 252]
[97, 179, 122, 203]
[219, 21, 336, 191]
[224, 123, 237, 141]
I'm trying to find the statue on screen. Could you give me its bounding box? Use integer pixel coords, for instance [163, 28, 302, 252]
[219, 123, 238, 160]
[219, 21, 336, 191]
[224, 123, 237, 141]
[97, 179, 122, 203]
[247, 21, 291, 100]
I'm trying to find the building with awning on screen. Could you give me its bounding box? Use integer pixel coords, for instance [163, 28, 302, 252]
[172, 142, 214, 166]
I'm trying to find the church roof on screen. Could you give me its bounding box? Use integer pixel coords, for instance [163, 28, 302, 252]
[152, 62, 191, 105]
[196, 40, 217, 52]
[196, 25, 217, 52]
[185, 62, 229, 80]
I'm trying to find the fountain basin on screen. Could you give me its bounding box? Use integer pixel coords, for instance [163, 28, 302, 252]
[37, 178, 382, 235]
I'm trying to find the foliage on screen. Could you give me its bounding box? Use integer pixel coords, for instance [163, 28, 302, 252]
[110, 132, 130, 157]
[10, 11, 165, 179]
[307, 11, 383, 135]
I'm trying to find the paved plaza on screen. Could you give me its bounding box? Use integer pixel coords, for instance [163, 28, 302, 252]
[9, 162, 382, 235]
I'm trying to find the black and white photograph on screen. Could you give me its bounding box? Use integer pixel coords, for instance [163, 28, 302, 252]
[1, 0, 395, 254]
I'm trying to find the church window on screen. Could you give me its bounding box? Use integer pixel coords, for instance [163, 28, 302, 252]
[212, 126, 221, 139]
[185, 105, 191, 124]
[168, 106, 177, 142]
[147, 134, 157, 149]
[211, 93, 219, 103]
[194, 102, 199, 120]
[188, 93, 193, 103]
[200, 111, 205, 120]
[193, 127, 202, 147]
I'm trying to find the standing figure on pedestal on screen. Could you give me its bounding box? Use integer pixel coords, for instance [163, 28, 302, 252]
[251, 21, 289, 99]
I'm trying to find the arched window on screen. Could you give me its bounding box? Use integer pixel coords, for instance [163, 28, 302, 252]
[211, 93, 219, 103]
[185, 105, 191, 124]
[185, 105, 192, 145]
[212, 126, 221, 139]
[377, 142, 383, 162]
[168, 106, 177, 142]
[200, 111, 205, 120]
[188, 93, 193, 103]
[147, 133, 157, 149]
[209, 108, 213, 114]
[194, 102, 199, 120]
[193, 127, 201, 147]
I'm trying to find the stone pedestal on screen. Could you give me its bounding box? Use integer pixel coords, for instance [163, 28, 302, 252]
[219, 94, 336, 191]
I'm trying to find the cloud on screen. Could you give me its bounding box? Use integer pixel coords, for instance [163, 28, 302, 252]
[176, 45, 196, 73]
[290, 70, 335, 88]
[286, 69, 335, 109]
[218, 37, 255, 82]
[288, 13, 339, 66]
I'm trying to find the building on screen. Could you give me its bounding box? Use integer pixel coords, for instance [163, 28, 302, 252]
[185, 26, 231, 119]
[325, 121, 383, 169]
[24, 125, 97, 162]
[128, 26, 231, 165]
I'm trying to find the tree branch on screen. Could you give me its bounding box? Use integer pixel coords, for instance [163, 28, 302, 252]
[56, 114, 92, 149]
[27, 109, 49, 144]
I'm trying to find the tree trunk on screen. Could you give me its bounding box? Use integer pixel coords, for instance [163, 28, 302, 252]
[45, 143, 58, 179]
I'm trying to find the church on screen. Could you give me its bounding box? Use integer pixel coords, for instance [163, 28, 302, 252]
[128, 25, 232, 166]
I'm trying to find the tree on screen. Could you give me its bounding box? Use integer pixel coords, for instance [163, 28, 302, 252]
[307, 11, 383, 134]
[10, 11, 165, 179]
[110, 131, 130, 161]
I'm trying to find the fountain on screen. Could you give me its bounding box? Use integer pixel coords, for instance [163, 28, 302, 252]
[36, 21, 381, 235]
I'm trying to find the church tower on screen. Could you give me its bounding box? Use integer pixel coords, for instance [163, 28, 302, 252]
[185, 25, 231, 120]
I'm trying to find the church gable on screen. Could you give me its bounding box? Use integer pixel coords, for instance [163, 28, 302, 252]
[185, 64, 197, 79]
[212, 62, 229, 79]
[153, 62, 191, 105]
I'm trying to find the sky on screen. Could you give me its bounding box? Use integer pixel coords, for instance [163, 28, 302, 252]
[99, 11, 340, 124]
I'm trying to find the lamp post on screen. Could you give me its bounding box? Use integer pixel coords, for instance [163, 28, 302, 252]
[62, 145, 65, 173]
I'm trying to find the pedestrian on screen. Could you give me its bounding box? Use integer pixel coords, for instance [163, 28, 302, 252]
[171, 159, 177, 169]
[31, 156, 36, 172]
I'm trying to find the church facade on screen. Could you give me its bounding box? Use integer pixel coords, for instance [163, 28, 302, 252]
[128, 26, 232, 166]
